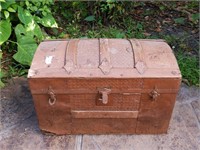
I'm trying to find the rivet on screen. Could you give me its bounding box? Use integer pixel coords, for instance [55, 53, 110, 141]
[171, 71, 177, 75]
[126, 48, 130, 52]
[51, 48, 56, 52]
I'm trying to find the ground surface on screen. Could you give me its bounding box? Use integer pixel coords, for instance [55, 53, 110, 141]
[0, 77, 199, 150]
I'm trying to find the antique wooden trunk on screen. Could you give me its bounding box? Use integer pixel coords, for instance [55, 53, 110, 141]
[28, 39, 181, 135]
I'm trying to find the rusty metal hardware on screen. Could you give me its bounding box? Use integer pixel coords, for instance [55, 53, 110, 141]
[149, 88, 160, 101]
[48, 86, 56, 105]
[98, 88, 111, 104]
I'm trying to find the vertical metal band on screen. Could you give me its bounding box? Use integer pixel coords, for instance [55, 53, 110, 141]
[99, 38, 112, 75]
[129, 39, 147, 74]
[63, 39, 79, 74]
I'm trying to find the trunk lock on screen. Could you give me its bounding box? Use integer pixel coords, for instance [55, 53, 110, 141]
[98, 88, 111, 104]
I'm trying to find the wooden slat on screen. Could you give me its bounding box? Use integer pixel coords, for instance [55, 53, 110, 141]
[71, 110, 138, 118]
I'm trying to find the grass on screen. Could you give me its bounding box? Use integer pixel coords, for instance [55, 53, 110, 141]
[176, 52, 199, 86]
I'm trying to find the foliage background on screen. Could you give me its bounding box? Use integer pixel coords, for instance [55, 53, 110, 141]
[0, 1, 199, 87]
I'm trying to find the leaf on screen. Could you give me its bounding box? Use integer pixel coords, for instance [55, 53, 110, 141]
[174, 17, 185, 24]
[115, 32, 125, 38]
[0, 69, 5, 88]
[37, 14, 58, 28]
[1, 0, 15, 9]
[26, 21, 44, 40]
[18, 6, 34, 25]
[31, 23, 43, 41]
[0, 70, 4, 78]
[12, 4, 18, 10]
[15, 22, 43, 42]
[0, 20, 11, 45]
[4, 11, 9, 19]
[0, 80, 5, 88]
[42, 11, 47, 16]
[15, 24, 26, 40]
[0, 0, 6, 2]
[84, 15, 95, 22]
[8, 7, 16, 12]
[159, 6, 165, 11]
[13, 36, 37, 65]
[191, 13, 199, 23]
[0, 50, 2, 59]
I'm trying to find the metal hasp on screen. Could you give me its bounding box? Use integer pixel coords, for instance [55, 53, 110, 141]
[98, 88, 111, 104]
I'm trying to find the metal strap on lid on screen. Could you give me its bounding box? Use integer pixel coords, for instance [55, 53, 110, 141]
[129, 39, 147, 74]
[63, 39, 79, 74]
[99, 38, 112, 75]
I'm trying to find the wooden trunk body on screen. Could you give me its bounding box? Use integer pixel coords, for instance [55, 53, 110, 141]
[28, 39, 181, 134]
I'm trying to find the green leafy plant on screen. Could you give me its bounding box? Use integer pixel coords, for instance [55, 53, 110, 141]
[0, 0, 57, 65]
[0, 20, 11, 45]
[0, 0, 58, 86]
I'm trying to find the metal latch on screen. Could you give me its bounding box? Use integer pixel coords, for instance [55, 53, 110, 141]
[98, 88, 111, 104]
[149, 87, 160, 101]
